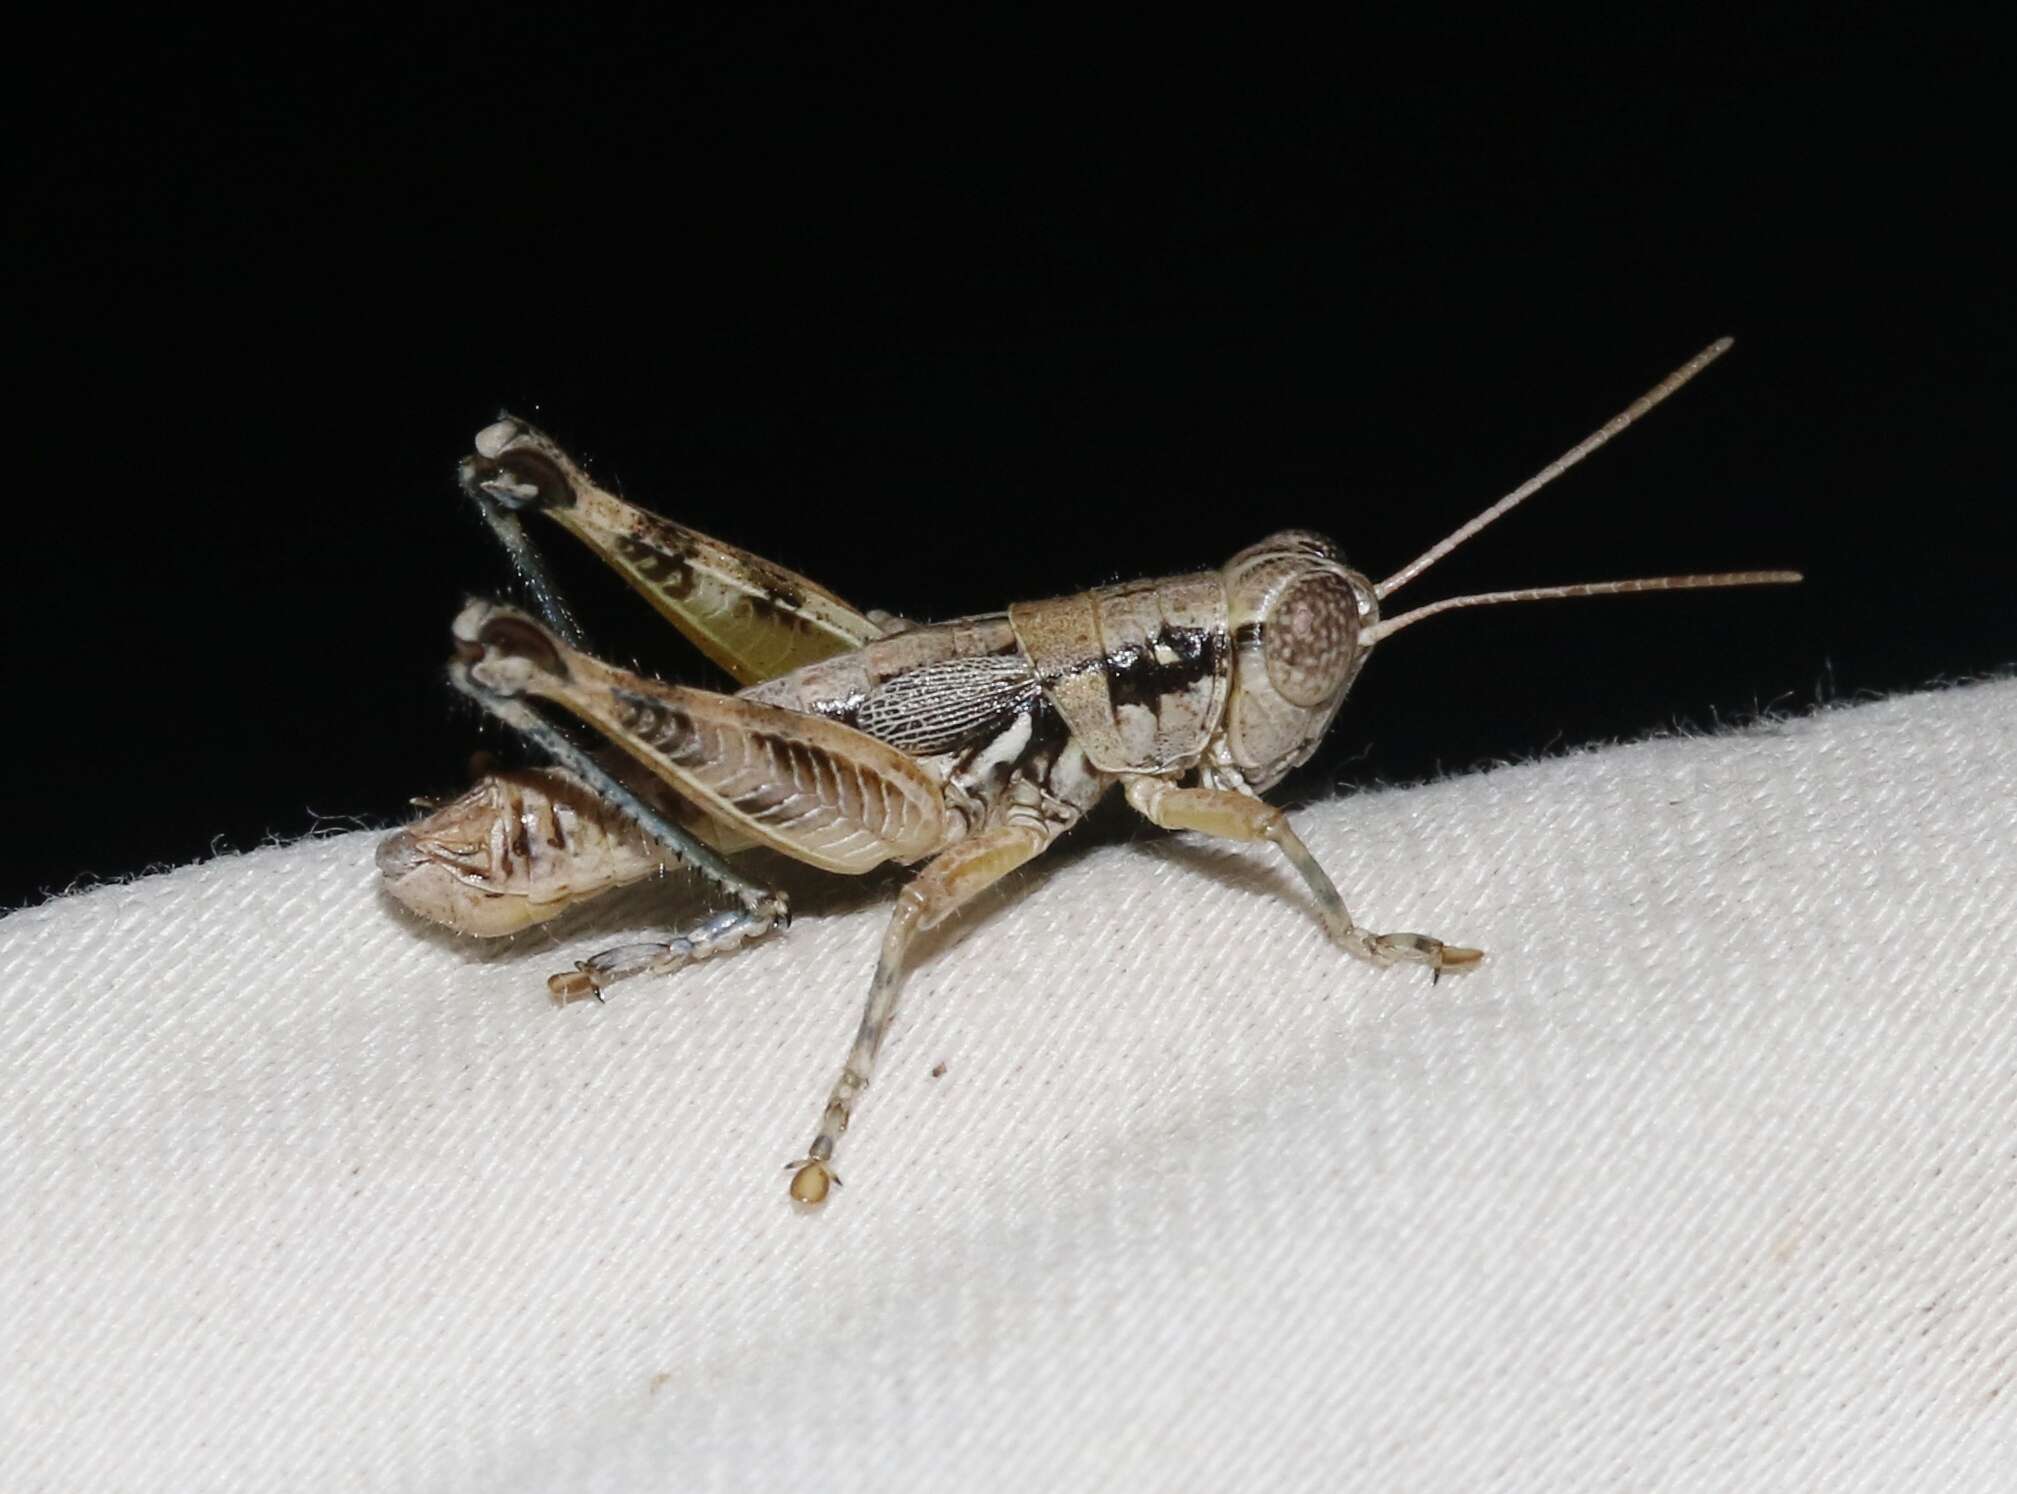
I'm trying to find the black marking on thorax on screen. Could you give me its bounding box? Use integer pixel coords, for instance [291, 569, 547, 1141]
[951, 692, 1073, 793]
[1105, 624, 1228, 712]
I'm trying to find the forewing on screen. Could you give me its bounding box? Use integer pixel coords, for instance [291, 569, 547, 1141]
[852, 654, 1040, 755]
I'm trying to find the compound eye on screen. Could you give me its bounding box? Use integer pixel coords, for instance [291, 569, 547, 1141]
[1263, 572, 1361, 708]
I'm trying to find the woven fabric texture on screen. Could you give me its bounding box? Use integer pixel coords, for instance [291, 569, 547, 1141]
[5, 681, 2014, 1491]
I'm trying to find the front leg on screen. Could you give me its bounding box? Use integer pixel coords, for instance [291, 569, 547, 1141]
[1122, 777, 1483, 974]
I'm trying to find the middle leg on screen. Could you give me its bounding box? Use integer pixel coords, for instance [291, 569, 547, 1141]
[788, 818, 1060, 1207]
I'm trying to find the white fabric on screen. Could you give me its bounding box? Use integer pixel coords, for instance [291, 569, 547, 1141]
[5, 681, 2014, 1491]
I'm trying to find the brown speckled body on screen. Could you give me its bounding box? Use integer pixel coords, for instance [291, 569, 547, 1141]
[388, 340, 1800, 1205]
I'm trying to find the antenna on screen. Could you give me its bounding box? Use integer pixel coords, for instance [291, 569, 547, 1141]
[1374, 338, 1734, 601]
[1360, 570, 1801, 647]
[1361, 337, 1801, 644]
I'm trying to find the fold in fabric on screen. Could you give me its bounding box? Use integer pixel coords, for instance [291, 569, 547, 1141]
[5, 681, 2014, 1491]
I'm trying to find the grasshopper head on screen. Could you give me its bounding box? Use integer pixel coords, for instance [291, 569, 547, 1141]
[1218, 531, 1379, 790]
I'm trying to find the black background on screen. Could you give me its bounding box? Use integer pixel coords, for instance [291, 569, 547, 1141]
[11, 8, 2009, 908]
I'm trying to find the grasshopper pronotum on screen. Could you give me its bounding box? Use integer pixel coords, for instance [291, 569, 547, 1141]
[379, 339, 1798, 1206]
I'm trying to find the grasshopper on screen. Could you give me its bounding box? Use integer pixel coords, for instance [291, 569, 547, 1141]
[379, 338, 1799, 1206]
